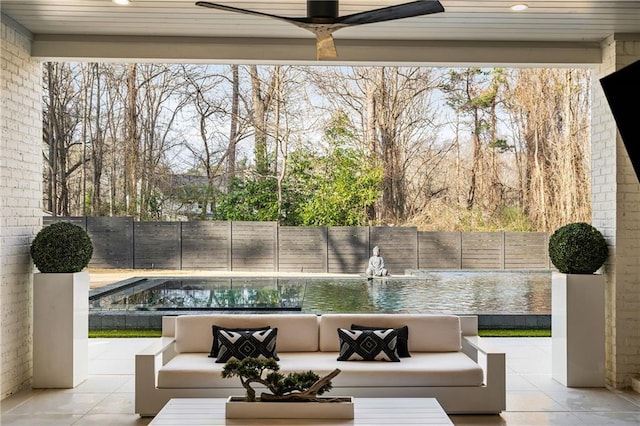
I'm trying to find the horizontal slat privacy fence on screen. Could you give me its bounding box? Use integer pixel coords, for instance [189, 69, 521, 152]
[42, 217, 550, 273]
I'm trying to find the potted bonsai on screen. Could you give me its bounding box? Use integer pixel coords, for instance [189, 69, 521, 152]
[548, 222, 608, 387]
[222, 357, 352, 419]
[31, 221, 93, 388]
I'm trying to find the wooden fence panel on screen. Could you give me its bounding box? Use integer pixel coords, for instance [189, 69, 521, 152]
[370, 227, 417, 275]
[231, 221, 276, 272]
[43, 217, 554, 272]
[181, 221, 230, 270]
[418, 232, 461, 269]
[327, 227, 369, 273]
[278, 227, 327, 273]
[86, 217, 133, 268]
[134, 222, 181, 269]
[461, 232, 503, 269]
[43, 216, 86, 229]
[505, 232, 549, 269]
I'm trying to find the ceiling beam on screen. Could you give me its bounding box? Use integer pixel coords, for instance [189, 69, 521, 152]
[31, 34, 602, 66]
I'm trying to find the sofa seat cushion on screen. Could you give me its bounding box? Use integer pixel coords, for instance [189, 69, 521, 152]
[158, 352, 484, 389]
[284, 352, 484, 388]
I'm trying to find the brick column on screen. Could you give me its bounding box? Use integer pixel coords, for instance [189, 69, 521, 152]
[0, 18, 43, 398]
[592, 34, 640, 389]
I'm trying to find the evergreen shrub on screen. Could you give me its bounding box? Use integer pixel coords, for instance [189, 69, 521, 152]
[30, 222, 93, 273]
[548, 222, 608, 274]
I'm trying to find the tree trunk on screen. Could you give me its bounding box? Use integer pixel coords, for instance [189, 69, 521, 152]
[250, 65, 269, 177]
[124, 63, 139, 218]
[227, 64, 240, 190]
[259, 369, 342, 402]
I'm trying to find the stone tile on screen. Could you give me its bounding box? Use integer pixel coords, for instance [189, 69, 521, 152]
[60, 375, 131, 394]
[0, 413, 83, 425]
[89, 358, 135, 375]
[545, 388, 640, 412]
[449, 414, 508, 425]
[572, 411, 640, 425]
[506, 374, 539, 391]
[73, 413, 152, 425]
[5, 392, 108, 415]
[87, 392, 135, 415]
[498, 411, 583, 425]
[506, 390, 569, 412]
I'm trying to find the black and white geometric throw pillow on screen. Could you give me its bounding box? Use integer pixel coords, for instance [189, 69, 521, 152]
[209, 325, 270, 358]
[215, 328, 279, 363]
[350, 324, 411, 358]
[337, 328, 400, 362]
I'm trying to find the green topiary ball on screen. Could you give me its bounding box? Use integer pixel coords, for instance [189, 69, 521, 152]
[548, 222, 608, 274]
[30, 222, 93, 273]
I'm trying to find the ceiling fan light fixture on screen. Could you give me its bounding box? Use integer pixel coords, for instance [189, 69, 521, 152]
[510, 4, 528, 11]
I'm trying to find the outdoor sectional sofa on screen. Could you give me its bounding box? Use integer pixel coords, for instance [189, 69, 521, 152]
[135, 313, 506, 416]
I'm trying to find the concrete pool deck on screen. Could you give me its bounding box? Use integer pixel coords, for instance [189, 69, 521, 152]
[87, 268, 359, 289]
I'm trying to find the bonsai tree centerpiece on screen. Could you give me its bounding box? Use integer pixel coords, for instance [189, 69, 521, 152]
[222, 357, 352, 419]
[222, 357, 342, 402]
[548, 222, 607, 387]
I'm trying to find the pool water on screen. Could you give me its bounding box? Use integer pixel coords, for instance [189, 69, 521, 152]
[90, 271, 551, 315]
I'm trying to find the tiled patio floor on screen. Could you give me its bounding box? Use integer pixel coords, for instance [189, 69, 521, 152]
[2, 337, 639, 425]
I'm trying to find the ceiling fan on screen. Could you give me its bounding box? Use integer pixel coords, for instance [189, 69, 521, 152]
[195, 0, 445, 60]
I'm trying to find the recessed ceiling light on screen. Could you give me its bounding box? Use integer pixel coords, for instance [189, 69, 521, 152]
[113, 0, 131, 5]
[510, 4, 529, 11]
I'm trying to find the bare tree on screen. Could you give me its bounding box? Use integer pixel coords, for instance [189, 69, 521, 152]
[124, 63, 139, 217]
[507, 68, 591, 231]
[42, 62, 85, 216]
[310, 66, 443, 223]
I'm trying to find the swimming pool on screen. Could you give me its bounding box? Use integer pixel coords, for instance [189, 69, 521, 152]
[90, 271, 551, 315]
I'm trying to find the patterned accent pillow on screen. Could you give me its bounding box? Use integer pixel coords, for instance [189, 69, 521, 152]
[215, 328, 279, 363]
[351, 324, 411, 358]
[337, 328, 400, 362]
[209, 325, 270, 358]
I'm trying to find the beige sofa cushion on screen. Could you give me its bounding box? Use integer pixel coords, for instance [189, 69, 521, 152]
[158, 352, 483, 389]
[174, 314, 319, 353]
[319, 314, 462, 352]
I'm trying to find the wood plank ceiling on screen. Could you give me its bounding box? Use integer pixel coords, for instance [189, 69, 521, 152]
[2, 1, 639, 64]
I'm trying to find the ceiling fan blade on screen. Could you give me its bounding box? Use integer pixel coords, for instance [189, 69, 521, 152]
[195, 1, 302, 23]
[338, 0, 444, 26]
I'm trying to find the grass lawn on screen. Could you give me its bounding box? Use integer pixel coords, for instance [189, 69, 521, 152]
[89, 329, 551, 338]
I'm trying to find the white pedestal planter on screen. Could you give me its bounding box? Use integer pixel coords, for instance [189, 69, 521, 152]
[33, 271, 89, 388]
[551, 272, 605, 387]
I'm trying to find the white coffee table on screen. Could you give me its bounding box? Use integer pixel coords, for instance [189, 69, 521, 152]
[149, 397, 453, 425]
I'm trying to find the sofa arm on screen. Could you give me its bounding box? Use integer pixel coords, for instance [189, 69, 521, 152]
[462, 336, 505, 398]
[135, 337, 176, 416]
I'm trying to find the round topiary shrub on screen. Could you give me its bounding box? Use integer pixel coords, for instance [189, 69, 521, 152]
[548, 222, 608, 274]
[30, 222, 93, 273]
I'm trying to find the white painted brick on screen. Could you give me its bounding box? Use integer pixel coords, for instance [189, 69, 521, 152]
[594, 37, 640, 389]
[1, 19, 42, 399]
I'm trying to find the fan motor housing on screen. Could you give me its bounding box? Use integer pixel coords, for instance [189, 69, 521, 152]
[308, 0, 339, 19]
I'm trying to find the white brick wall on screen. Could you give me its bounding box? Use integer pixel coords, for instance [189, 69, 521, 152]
[0, 19, 42, 398]
[593, 34, 640, 389]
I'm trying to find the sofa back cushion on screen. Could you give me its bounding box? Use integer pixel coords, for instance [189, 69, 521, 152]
[319, 314, 461, 352]
[174, 314, 319, 353]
